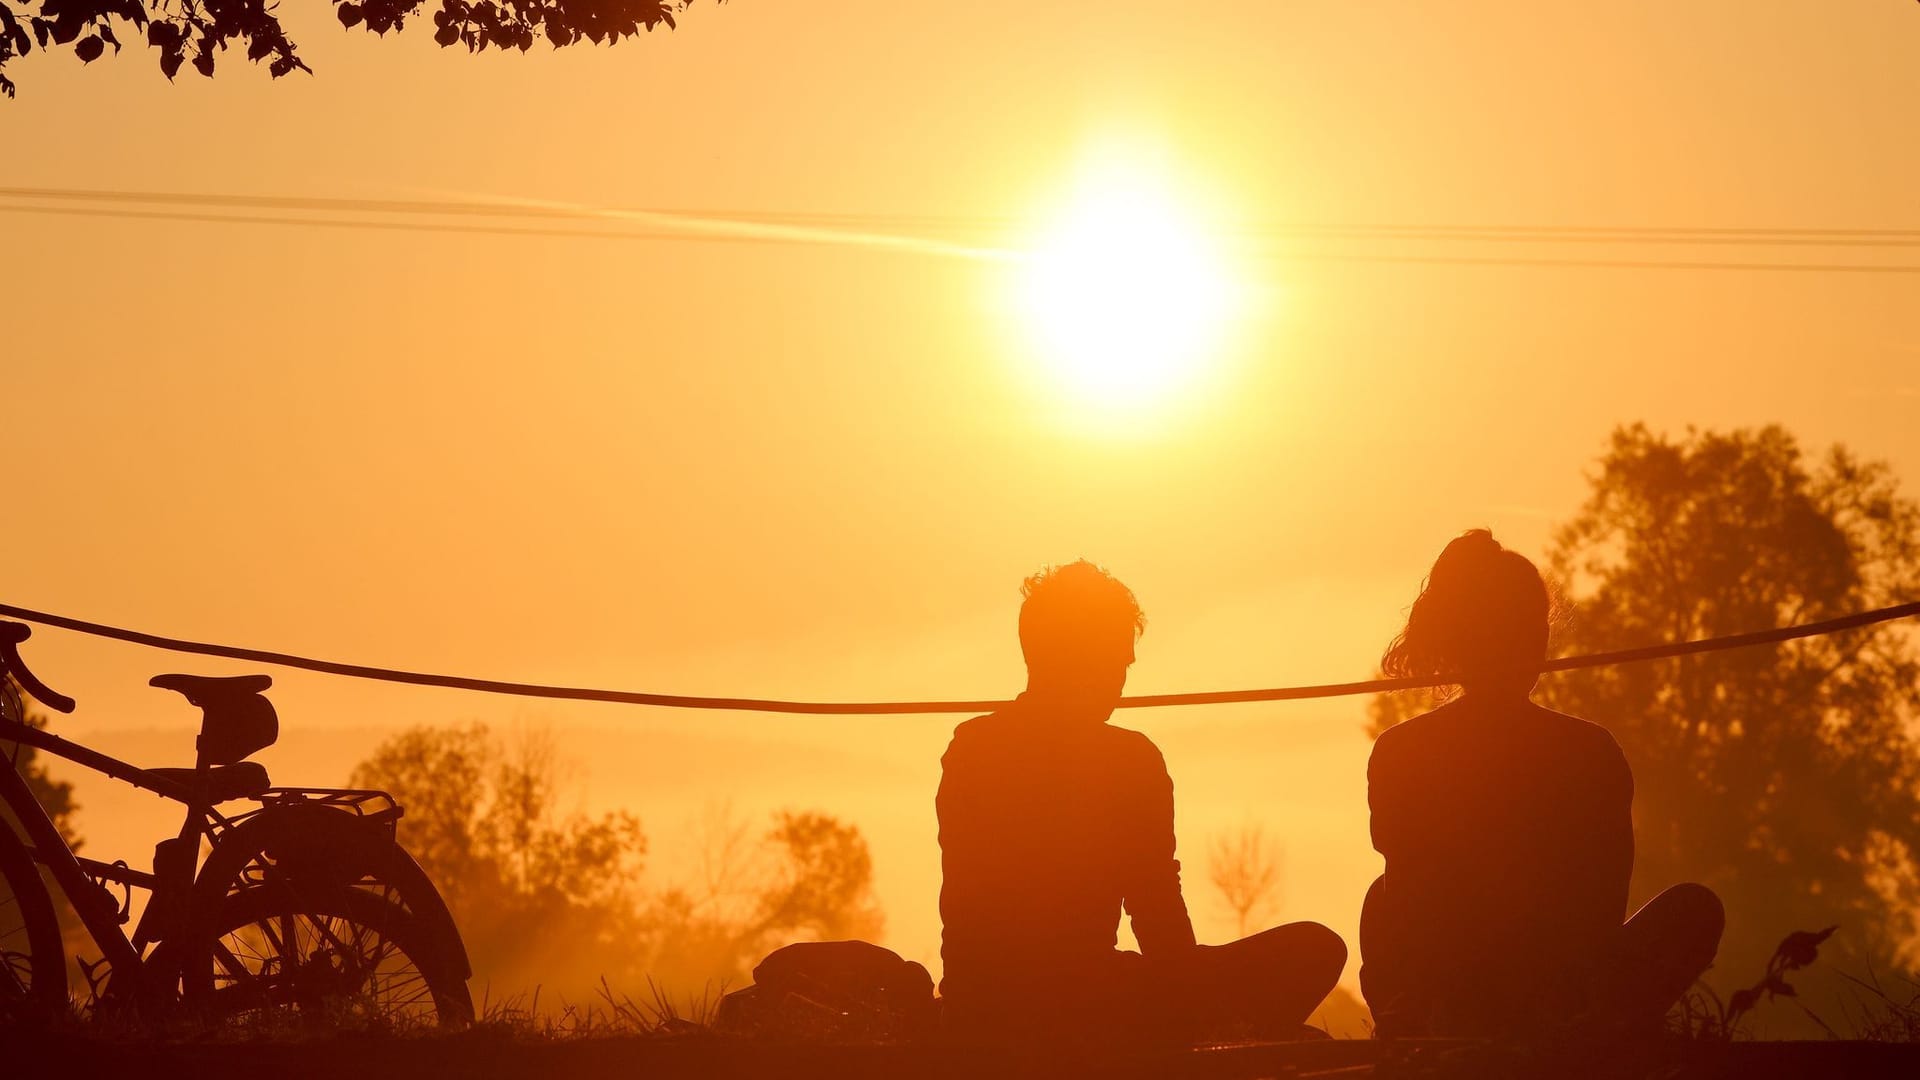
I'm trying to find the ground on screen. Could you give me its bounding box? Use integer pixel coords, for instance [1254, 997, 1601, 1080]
[7, 1030, 1920, 1080]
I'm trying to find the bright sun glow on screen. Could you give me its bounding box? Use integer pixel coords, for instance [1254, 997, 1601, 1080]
[1018, 168, 1242, 411]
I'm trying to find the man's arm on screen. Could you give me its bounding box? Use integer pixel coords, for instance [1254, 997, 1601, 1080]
[1122, 738, 1197, 954]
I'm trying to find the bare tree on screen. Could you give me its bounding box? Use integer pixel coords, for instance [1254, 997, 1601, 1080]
[1208, 821, 1283, 938]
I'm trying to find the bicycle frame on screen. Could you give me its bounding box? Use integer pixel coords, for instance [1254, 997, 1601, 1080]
[0, 718, 155, 992]
[3, 714, 274, 1002]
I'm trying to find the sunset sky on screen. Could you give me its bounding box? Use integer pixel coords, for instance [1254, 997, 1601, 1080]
[6, 0, 1919, 990]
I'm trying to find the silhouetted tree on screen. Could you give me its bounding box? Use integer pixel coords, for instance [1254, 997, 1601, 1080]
[756, 811, 884, 942]
[349, 721, 884, 1004]
[0, 0, 712, 98]
[349, 721, 649, 995]
[1373, 424, 1920, 990]
[639, 804, 884, 993]
[1208, 821, 1282, 938]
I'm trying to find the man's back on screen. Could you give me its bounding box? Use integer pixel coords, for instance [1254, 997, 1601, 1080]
[937, 697, 1194, 1010]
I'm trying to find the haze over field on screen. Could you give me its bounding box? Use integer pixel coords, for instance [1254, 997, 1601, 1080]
[7, 0, 1919, 1001]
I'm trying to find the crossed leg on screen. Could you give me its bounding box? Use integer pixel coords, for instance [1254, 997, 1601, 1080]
[1174, 922, 1349, 1040]
[1607, 882, 1725, 1029]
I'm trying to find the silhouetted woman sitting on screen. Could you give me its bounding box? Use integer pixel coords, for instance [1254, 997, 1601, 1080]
[1360, 530, 1723, 1039]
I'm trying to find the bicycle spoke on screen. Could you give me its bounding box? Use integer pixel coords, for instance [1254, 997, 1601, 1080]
[205, 899, 452, 1026]
[211, 939, 254, 982]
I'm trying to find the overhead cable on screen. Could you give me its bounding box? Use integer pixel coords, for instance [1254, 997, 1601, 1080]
[0, 599, 1913, 716]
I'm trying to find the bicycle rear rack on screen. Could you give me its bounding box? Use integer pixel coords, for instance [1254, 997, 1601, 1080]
[218, 787, 404, 835]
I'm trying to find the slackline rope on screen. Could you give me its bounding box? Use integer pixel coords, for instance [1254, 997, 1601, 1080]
[0, 599, 1915, 716]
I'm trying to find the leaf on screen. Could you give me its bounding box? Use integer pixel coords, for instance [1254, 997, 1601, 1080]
[433, 21, 457, 45]
[1776, 926, 1838, 970]
[73, 34, 102, 63]
[192, 48, 213, 77]
[338, 2, 363, 27]
[31, 17, 48, 48]
[159, 48, 182, 79]
[246, 35, 271, 60]
[147, 22, 175, 48]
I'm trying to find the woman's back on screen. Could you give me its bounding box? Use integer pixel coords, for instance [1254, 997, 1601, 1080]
[1363, 696, 1634, 1032]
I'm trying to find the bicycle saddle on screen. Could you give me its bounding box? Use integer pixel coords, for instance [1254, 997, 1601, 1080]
[150, 673, 279, 766]
[150, 673, 273, 701]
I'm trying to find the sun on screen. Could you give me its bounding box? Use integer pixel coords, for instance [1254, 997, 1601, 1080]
[1016, 168, 1242, 412]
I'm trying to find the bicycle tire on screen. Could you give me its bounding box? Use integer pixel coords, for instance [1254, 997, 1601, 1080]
[183, 883, 473, 1028]
[0, 819, 67, 1019]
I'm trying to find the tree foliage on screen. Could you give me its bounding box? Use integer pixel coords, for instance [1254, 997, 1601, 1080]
[1372, 424, 1920, 988]
[349, 720, 883, 1002]
[349, 722, 649, 993]
[0, 0, 709, 98]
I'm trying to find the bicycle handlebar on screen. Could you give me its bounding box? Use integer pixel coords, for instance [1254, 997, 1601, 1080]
[0, 621, 76, 714]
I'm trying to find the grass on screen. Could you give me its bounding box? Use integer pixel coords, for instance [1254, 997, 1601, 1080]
[468, 977, 726, 1040]
[10, 937, 1920, 1080]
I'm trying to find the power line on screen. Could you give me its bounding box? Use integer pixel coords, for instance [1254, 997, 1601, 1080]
[6, 186, 1920, 241]
[0, 203, 832, 249]
[7, 201, 1920, 275]
[1, 599, 1913, 716]
[1266, 251, 1920, 275]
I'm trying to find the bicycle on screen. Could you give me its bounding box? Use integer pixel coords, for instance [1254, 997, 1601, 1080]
[0, 620, 474, 1028]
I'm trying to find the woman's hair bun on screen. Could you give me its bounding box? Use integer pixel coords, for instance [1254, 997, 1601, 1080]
[1382, 529, 1553, 688]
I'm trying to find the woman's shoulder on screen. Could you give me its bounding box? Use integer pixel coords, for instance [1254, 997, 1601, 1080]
[1529, 703, 1624, 746]
[1525, 704, 1633, 785]
[1369, 699, 1466, 763]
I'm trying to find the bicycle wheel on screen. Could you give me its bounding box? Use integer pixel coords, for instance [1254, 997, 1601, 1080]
[192, 884, 472, 1029]
[0, 821, 66, 1020]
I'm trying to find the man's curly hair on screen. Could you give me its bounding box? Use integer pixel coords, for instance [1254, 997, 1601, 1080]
[1018, 560, 1146, 664]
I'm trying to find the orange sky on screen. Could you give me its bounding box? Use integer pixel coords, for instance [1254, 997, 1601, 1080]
[6, 0, 1919, 989]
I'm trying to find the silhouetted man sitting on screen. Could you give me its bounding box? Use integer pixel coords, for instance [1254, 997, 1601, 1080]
[1361, 530, 1724, 1039]
[937, 560, 1346, 1045]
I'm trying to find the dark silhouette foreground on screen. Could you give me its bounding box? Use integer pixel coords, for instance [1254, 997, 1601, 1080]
[939, 562, 1344, 1044]
[1361, 531, 1724, 1037]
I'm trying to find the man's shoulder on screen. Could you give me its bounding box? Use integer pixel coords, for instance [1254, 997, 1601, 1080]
[1095, 723, 1171, 779]
[943, 709, 1016, 762]
[943, 712, 1164, 761]
[1100, 721, 1163, 754]
[948, 709, 1010, 741]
